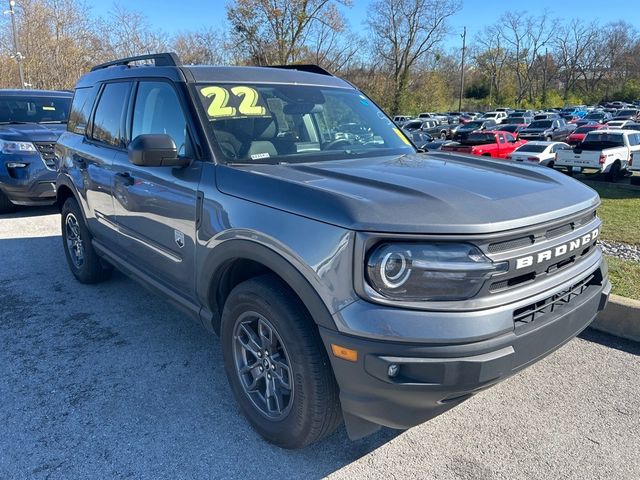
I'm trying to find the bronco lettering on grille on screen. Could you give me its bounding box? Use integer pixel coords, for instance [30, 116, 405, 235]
[515, 228, 599, 270]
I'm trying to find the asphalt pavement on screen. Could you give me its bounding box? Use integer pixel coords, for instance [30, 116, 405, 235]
[1, 207, 638, 480]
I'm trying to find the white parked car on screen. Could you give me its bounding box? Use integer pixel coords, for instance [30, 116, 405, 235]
[481, 111, 508, 124]
[555, 129, 640, 181]
[605, 119, 632, 129]
[506, 141, 571, 167]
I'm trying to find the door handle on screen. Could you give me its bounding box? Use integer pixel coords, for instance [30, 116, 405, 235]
[116, 172, 135, 186]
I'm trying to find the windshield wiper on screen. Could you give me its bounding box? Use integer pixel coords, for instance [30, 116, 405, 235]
[0, 121, 29, 125]
[40, 120, 66, 124]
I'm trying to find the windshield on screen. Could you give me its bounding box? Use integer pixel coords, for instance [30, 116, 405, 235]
[500, 125, 519, 132]
[483, 113, 497, 118]
[617, 110, 637, 116]
[460, 121, 484, 130]
[463, 132, 496, 144]
[505, 117, 525, 124]
[197, 84, 413, 163]
[575, 126, 598, 133]
[581, 132, 625, 149]
[0, 94, 71, 124]
[585, 113, 604, 119]
[515, 144, 547, 153]
[528, 120, 552, 129]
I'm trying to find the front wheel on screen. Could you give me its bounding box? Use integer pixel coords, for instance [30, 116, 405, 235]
[0, 190, 15, 213]
[221, 274, 342, 449]
[61, 197, 112, 283]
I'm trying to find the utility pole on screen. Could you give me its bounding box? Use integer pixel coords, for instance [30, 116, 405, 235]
[458, 26, 466, 112]
[5, 0, 25, 88]
[542, 47, 548, 106]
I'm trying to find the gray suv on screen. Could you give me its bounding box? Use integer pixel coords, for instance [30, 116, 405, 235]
[55, 53, 611, 449]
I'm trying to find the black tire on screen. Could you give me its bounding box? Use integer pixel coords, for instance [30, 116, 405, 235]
[440, 131, 447, 140]
[546, 136, 552, 142]
[605, 161, 621, 182]
[547, 161, 555, 168]
[221, 274, 342, 449]
[61, 197, 112, 284]
[0, 190, 15, 213]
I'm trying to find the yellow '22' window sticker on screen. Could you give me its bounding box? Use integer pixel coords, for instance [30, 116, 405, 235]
[199, 86, 270, 120]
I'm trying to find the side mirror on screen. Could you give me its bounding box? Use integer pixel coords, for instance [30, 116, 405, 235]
[128, 134, 188, 167]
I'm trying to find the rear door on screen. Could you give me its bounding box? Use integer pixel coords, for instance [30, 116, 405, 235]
[72, 82, 131, 243]
[112, 79, 203, 300]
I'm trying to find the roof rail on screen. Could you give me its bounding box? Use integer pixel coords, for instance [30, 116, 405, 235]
[90, 52, 181, 72]
[266, 64, 333, 77]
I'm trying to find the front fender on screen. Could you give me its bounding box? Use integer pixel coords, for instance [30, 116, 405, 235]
[196, 236, 349, 333]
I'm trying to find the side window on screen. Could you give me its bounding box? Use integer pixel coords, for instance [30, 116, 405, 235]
[498, 133, 506, 143]
[91, 82, 130, 148]
[68, 86, 97, 135]
[505, 133, 515, 143]
[132, 81, 192, 157]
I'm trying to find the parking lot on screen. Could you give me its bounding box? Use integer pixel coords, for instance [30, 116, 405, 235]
[1, 207, 639, 480]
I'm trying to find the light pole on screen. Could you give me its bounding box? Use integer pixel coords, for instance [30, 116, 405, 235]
[458, 26, 466, 112]
[4, 0, 26, 88]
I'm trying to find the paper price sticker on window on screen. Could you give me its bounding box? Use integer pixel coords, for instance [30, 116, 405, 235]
[199, 85, 271, 120]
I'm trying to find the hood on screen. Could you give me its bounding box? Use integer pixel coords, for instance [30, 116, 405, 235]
[216, 152, 599, 234]
[520, 127, 550, 134]
[0, 123, 66, 142]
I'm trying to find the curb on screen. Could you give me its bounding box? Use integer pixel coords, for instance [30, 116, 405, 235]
[590, 294, 640, 342]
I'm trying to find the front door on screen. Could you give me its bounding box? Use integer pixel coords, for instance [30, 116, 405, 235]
[112, 80, 202, 301]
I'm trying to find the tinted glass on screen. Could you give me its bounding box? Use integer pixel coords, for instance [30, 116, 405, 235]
[575, 126, 598, 133]
[68, 86, 97, 135]
[515, 144, 547, 153]
[132, 81, 191, 156]
[0, 94, 71, 124]
[529, 121, 552, 128]
[197, 84, 413, 163]
[91, 82, 130, 147]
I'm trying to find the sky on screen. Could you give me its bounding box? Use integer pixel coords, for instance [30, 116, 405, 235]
[90, 0, 640, 50]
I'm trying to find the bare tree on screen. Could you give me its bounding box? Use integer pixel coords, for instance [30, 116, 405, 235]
[172, 28, 231, 65]
[367, 0, 461, 115]
[226, 0, 351, 66]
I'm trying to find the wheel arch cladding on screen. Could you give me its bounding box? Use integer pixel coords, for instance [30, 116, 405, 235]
[199, 239, 338, 334]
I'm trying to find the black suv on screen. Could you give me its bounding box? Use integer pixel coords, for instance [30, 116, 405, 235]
[0, 89, 72, 212]
[55, 53, 610, 449]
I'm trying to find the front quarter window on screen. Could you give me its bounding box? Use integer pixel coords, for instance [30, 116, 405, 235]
[197, 83, 414, 163]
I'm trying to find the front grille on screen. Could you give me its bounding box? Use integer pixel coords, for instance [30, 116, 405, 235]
[512, 270, 600, 327]
[33, 142, 57, 170]
[488, 235, 534, 253]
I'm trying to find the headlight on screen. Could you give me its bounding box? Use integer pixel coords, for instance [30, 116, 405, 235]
[366, 243, 508, 301]
[0, 139, 37, 154]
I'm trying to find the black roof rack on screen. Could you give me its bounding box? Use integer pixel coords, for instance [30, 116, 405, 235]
[91, 52, 181, 72]
[266, 64, 333, 77]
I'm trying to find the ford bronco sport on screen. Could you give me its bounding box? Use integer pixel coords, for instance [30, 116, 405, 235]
[55, 53, 611, 449]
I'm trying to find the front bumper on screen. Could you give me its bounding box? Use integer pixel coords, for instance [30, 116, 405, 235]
[0, 154, 57, 206]
[320, 260, 610, 438]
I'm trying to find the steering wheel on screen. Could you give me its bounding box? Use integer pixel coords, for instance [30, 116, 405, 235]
[324, 139, 352, 150]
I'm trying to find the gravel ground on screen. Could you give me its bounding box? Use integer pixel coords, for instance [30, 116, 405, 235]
[1, 207, 639, 480]
[600, 240, 640, 262]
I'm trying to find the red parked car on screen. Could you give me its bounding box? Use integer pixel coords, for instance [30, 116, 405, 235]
[565, 124, 604, 145]
[440, 130, 527, 159]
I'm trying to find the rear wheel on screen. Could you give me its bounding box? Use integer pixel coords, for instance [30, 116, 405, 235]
[606, 161, 621, 182]
[546, 136, 552, 142]
[221, 274, 342, 449]
[0, 190, 15, 213]
[440, 131, 447, 140]
[61, 197, 112, 283]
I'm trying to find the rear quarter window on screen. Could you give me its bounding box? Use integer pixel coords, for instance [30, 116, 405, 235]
[68, 86, 97, 135]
